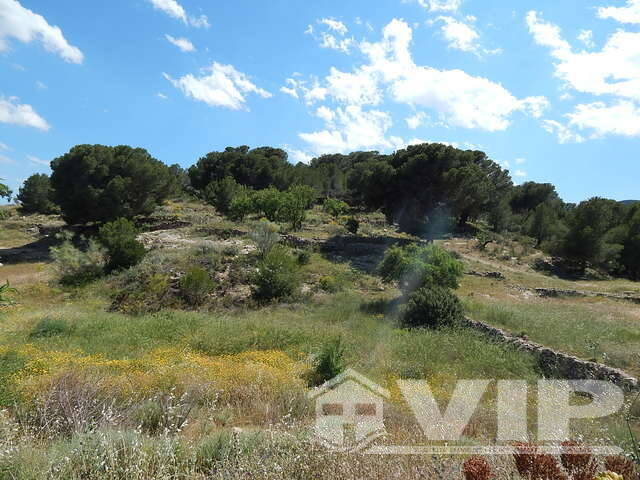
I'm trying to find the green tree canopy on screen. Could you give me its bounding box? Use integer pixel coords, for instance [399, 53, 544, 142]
[17, 174, 58, 214]
[0, 179, 11, 200]
[50, 145, 176, 224]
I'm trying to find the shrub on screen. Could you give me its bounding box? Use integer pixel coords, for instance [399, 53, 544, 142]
[462, 456, 492, 480]
[296, 249, 312, 265]
[278, 188, 308, 231]
[323, 198, 349, 218]
[50, 235, 106, 285]
[99, 218, 146, 271]
[402, 286, 464, 329]
[30, 318, 71, 338]
[0, 281, 17, 305]
[318, 275, 340, 293]
[204, 177, 240, 215]
[378, 243, 463, 294]
[50, 144, 176, 224]
[16, 173, 58, 214]
[252, 187, 283, 222]
[308, 337, 346, 387]
[249, 219, 280, 257]
[345, 217, 359, 235]
[228, 189, 254, 221]
[252, 245, 299, 302]
[179, 267, 215, 306]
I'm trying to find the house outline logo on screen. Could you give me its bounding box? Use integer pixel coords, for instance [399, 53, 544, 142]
[307, 368, 390, 452]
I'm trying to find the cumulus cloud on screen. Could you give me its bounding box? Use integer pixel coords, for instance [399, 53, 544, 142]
[406, 111, 427, 129]
[578, 29, 595, 49]
[164, 62, 272, 110]
[310, 17, 355, 53]
[542, 119, 585, 144]
[567, 101, 640, 137]
[300, 105, 403, 154]
[147, 0, 209, 28]
[436, 16, 479, 53]
[283, 145, 314, 164]
[597, 0, 640, 24]
[410, 0, 462, 12]
[0, 0, 83, 63]
[0, 96, 50, 131]
[529, 10, 640, 140]
[165, 34, 195, 52]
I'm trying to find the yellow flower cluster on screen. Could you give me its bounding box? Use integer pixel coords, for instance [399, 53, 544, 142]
[2, 345, 306, 405]
[594, 473, 624, 480]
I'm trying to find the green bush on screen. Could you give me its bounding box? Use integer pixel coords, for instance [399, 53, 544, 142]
[252, 187, 282, 222]
[99, 218, 146, 271]
[30, 318, 71, 338]
[228, 190, 254, 221]
[323, 198, 349, 218]
[252, 245, 299, 302]
[296, 249, 312, 265]
[308, 337, 346, 386]
[378, 243, 463, 294]
[204, 177, 241, 215]
[0, 281, 17, 305]
[402, 286, 464, 329]
[179, 267, 215, 306]
[345, 217, 359, 235]
[249, 219, 280, 257]
[50, 235, 106, 285]
[318, 275, 340, 293]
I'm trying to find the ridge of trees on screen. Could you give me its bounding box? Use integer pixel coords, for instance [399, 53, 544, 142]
[9, 142, 640, 279]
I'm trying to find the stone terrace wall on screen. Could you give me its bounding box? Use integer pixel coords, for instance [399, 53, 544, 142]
[463, 317, 639, 392]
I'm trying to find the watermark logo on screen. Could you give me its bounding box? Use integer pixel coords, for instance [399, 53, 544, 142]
[307, 368, 390, 452]
[308, 370, 626, 455]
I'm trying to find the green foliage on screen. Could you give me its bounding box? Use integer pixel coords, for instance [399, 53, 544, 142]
[621, 204, 640, 280]
[296, 249, 312, 266]
[318, 275, 340, 293]
[16, 174, 58, 214]
[50, 144, 176, 224]
[99, 218, 146, 271]
[323, 198, 349, 218]
[0, 280, 17, 305]
[252, 245, 299, 302]
[278, 187, 309, 231]
[189, 146, 293, 192]
[0, 180, 11, 200]
[378, 243, 464, 294]
[179, 267, 215, 306]
[30, 318, 71, 338]
[228, 189, 254, 222]
[308, 337, 346, 386]
[204, 177, 241, 215]
[50, 235, 106, 285]
[345, 217, 359, 235]
[252, 187, 282, 222]
[249, 219, 280, 257]
[402, 286, 464, 329]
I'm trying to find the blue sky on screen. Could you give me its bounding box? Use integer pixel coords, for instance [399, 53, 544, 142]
[1, 0, 639, 204]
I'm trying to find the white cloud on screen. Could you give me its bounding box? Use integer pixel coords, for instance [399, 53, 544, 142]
[311, 18, 355, 53]
[147, 0, 209, 28]
[26, 154, 48, 166]
[157, 92, 168, 100]
[515, 157, 526, 165]
[406, 111, 427, 129]
[315, 105, 335, 123]
[284, 146, 314, 164]
[35, 80, 47, 90]
[527, 11, 640, 102]
[598, 0, 640, 24]
[410, 0, 462, 12]
[0, 96, 50, 131]
[436, 16, 481, 54]
[300, 105, 401, 154]
[578, 29, 595, 49]
[165, 34, 195, 52]
[325, 67, 382, 105]
[0, 0, 83, 63]
[164, 62, 272, 110]
[0, 154, 14, 164]
[567, 100, 640, 137]
[319, 18, 348, 36]
[542, 119, 585, 144]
